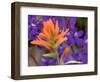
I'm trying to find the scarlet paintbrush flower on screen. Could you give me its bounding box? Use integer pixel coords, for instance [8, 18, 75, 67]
[60, 46, 71, 63]
[31, 18, 69, 51]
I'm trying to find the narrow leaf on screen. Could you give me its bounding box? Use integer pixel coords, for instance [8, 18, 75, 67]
[43, 53, 58, 59]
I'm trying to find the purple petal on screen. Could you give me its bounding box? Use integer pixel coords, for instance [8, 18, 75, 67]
[70, 17, 77, 25]
[76, 38, 84, 46]
[75, 31, 84, 37]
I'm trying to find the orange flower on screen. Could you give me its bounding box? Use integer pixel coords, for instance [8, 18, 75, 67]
[31, 18, 69, 51]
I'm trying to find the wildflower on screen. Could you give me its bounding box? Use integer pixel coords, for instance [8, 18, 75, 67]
[31, 18, 69, 51]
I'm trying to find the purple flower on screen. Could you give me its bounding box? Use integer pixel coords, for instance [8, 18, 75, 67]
[40, 56, 57, 66]
[28, 15, 43, 40]
[72, 50, 87, 64]
[28, 15, 36, 25]
[66, 30, 85, 46]
[58, 17, 66, 30]
[69, 17, 77, 32]
[71, 34, 88, 64]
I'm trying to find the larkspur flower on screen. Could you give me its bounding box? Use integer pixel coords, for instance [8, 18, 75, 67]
[28, 15, 43, 40]
[72, 34, 88, 64]
[40, 57, 57, 66]
[57, 17, 88, 64]
[66, 17, 85, 46]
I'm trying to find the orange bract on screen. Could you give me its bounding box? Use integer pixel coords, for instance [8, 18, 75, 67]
[60, 46, 71, 63]
[31, 18, 69, 51]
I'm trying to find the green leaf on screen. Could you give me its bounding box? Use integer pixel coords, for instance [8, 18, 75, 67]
[43, 53, 58, 59]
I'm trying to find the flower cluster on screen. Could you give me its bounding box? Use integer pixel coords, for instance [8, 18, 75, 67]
[28, 15, 88, 66]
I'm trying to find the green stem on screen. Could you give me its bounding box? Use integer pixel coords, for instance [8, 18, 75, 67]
[51, 41, 61, 65]
[55, 51, 60, 64]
